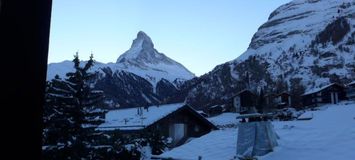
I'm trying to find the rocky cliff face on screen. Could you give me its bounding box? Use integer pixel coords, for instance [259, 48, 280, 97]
[167, 0, 355, 109]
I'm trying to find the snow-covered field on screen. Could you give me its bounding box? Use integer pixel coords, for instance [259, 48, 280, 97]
[159, 101, 355, 160]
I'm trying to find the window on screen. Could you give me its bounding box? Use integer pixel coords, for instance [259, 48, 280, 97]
[169, 123, 186, 144]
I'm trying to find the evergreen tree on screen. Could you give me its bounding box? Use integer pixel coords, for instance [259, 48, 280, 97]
[43, 53, 107, 159]
[289, 78, 306, 109]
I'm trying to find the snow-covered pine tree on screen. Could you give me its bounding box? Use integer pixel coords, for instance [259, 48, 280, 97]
[42, 53, 107, 159]
[43, 75, 77, 159]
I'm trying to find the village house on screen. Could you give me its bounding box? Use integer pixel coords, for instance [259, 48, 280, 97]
[97, 103, 217, 148]
[346, 81, 355, 100]
[264, 92, 292, 111]
[233, 89, 257, 114]
[301, 83, 346, 107]
[274, 92, 292, 109]
[206, 104, 224, 117]
[263, 93, 277, 112]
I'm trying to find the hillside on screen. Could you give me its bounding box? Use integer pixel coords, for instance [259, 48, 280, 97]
[167, 0, 355, 109]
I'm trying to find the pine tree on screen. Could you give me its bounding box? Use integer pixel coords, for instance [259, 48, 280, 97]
[289, 78, 306, 109]
[43, 53, 107, 159]
[256, 88, 265, 113]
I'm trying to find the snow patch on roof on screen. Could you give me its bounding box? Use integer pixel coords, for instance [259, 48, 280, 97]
[347, 81, 355, 86]
[97, 103, 185, 131]
[302, 83, 337, 96]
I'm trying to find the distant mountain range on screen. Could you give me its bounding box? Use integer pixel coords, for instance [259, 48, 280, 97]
[47, 31, 195, 108]
[165, 0, 355, 110]
[48, 0, 355, 110]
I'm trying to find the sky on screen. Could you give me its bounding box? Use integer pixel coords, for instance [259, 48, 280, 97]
[48, 0, 291, 76]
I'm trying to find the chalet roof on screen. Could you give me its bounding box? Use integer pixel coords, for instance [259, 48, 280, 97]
[302, 83, 343, 96]
[97, 103, 217, 131]
[348, 81, 355, 86]
[208, 105, 223, 109]
[236, 113, 273, 119]
[97, 103, 185, 131]
[232, 89, 255, 98]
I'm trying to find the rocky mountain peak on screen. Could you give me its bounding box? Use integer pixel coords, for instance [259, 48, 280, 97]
[134, 31, 154, 49]
[116, 31, 170, 65]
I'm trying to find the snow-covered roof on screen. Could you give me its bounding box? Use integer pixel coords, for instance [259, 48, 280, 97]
[347, 81, 355, 86]
[196, 110, 206, 114]
[208, 105, 223, 109]
[302, 83, 342, 96]
[97, 103, 186, 131]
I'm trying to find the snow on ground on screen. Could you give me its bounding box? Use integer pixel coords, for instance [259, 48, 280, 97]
[260, 102, 355, 160]
[207, 112, 239, 128]
[159, 128, 238, 160]
[159, 101, 355, 160]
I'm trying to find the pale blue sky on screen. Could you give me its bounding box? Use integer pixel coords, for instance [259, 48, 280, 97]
[48, 0, 291, 76]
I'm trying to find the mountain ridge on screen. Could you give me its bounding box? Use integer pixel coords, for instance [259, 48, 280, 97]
[166, 0, 355, 110]
[47, 31, 195, 108]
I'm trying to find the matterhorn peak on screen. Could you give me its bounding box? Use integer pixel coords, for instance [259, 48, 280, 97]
[132, 31, 154, 49]
[116, 31, 172, 65]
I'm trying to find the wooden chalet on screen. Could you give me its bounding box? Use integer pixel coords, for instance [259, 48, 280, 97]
[233, 89, 257, 114]
[97, 103, 218, 148]
[274, 92, 292, 109]
[301, 83, 346, 107]
[346, 81, 355, 100]
[206, 105, 224, 117]
[264, 93, 277, 107]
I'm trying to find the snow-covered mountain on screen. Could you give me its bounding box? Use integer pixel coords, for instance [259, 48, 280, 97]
[167, 0, 355, 109]
[47, 31, 195, 108]
[236, 0, 355, 87]
[47, 31, 194, 85]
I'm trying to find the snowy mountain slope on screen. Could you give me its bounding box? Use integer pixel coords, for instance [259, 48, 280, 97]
[47, 31, 195, 108]
[167, 0, 355, 109]
[236, 0, 355, 88]
[159, 101, 355, 160]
